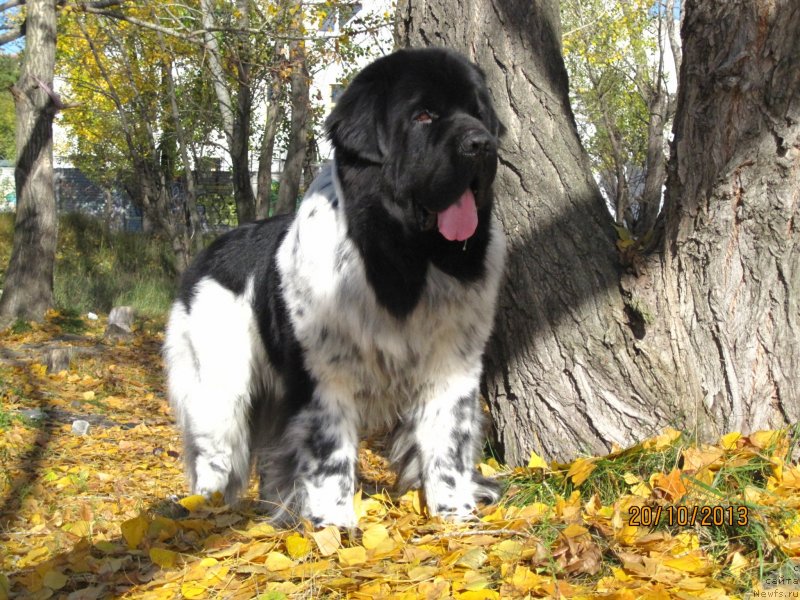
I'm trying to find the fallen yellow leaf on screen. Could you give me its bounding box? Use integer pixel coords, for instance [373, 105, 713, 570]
[567, 457, 597, 486]
[310, 525, 341, 556]
[361, 523, 389, 550]
[244, 522, 276, 538]
[647, 427, 682, 449]
[729, 551, 748, 577]
[149, 547, 178, 569]
[337, 545, 367, 567]
[121, 514, 149, 549]
[285, 533, 312, 559]
[42, 570, 68, 590]
[456, 590, 500, 600]
[178, 495, 207, 512]
[720, 432, 741, 450]
[527, 450, 549, 470]
[264, 551, 295, 571]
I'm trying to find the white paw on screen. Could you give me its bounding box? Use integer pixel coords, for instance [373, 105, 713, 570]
[307, 503, 357, 529]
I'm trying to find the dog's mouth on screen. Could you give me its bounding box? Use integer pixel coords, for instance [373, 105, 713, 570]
[415, 178, 485, 241]
[436, 184, 478, 242]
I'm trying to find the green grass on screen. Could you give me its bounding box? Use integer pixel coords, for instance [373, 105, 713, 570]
[9, 319, 32, 334]
[504, 428, 800, 595]
[505, 433, 685, 507]
[0, 212, 177, 318]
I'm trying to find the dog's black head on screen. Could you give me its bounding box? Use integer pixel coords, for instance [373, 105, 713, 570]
[326, 48, 503, 242]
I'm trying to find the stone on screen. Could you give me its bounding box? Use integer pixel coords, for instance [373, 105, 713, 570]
[107, 306, 135, 332]
[71, 420, 90, 435]
[46, 347, 74, 373]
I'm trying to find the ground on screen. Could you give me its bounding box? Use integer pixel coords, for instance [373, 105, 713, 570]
[0, 312, 798, 599]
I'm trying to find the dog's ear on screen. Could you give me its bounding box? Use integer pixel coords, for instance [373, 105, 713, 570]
[469, 63, 505, 139]
[325, 73, 388, 163]
[482, 100, 505, 139]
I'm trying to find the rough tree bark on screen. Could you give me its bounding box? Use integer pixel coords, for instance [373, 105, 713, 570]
[645, 0, 800, 435]
[397, 0, 799, 464]
[0, 0, 58, 325]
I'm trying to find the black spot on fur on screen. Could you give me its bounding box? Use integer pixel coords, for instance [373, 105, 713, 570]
[315, 458, 350, 478]
[440, 474, 456, 488]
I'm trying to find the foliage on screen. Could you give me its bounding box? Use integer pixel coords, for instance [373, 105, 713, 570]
[0, 212, 175, 317]
[56, 4, 191, 191]
[0, 53, 19, 161]
[55, 1, 392, 228]
[561, 0, 671, 221]
[0, 315, 797, 597]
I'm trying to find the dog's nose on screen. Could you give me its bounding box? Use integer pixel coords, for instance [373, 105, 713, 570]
[458, 130, 495, 157]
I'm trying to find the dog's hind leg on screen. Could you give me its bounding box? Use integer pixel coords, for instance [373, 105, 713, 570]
[164, 279, 260, 504]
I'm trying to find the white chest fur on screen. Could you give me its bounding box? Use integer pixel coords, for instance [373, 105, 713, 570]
[276, 163, 506, 432]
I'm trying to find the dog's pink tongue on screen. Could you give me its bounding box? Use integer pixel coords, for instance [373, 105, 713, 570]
[437, 189, 478, 241]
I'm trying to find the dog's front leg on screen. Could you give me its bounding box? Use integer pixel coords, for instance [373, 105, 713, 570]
[259, 389, 358, 528]
[411, 383, 500, 520]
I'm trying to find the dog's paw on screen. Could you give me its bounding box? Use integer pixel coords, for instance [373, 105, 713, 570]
[307, 503, 357, 530]
[429, 501, 481, 522]
[472, 473, 502, 505]
[426, 473, 502, 522]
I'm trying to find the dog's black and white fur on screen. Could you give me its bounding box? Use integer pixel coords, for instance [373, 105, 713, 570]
[164, 48, 506, 527]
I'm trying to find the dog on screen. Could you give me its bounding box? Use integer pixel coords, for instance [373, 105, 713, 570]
[164, 47, 506, 527]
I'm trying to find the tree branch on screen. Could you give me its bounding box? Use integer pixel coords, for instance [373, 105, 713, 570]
[0, 25, 23, 46]
[0, 0, 24, 13]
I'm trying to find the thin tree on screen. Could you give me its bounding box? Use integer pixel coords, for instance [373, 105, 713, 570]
[397, 0, 799, 464]
[275, 0, 310, 216]
[199, 0, 257, 224]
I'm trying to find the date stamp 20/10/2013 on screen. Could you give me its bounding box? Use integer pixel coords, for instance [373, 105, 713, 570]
[628, 505, 749, 527]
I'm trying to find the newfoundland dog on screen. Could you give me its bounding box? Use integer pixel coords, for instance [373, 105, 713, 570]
[164, 47, 506, 527]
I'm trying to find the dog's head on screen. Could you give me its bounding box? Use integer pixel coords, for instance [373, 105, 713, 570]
[326, 48, 503, 241]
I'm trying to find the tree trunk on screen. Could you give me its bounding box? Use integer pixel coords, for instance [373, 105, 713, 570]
[230, 0, 256, 224]
[256, 73, 285, 219]
[0, 0, 58, 325]
[162, 50, 203, 257]
[633, 17, 670, 238]
[199, 0, 255, 224]
[396, 0, 799, 465]
[276, 4, 310, 216]
[649, 0, 800, 433]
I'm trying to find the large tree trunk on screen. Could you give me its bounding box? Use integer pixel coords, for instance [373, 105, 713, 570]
[397, 0, 799, 465]
[0, 0, 58, 325]
[648, 0, 800, 433]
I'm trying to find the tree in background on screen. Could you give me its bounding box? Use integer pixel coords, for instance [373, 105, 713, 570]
[0, 53, 19, 161]
[61, 0, 390, 227]
[58, 6, 203, 271]
[0, 0, 59, 324]
[275, 0, 310, 215]
[398, 0, 799, 464]
[199, 0, 258, 224]
[562, 0, 680, 238]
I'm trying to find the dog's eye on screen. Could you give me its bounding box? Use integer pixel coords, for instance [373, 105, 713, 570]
[413, 110, 436, 124]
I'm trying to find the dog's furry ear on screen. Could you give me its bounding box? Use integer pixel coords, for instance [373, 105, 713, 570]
[470, 63, 505, 139]
[325, 73, 388, 163]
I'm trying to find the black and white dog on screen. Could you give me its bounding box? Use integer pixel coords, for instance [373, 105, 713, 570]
[164, 48, 506, 527]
